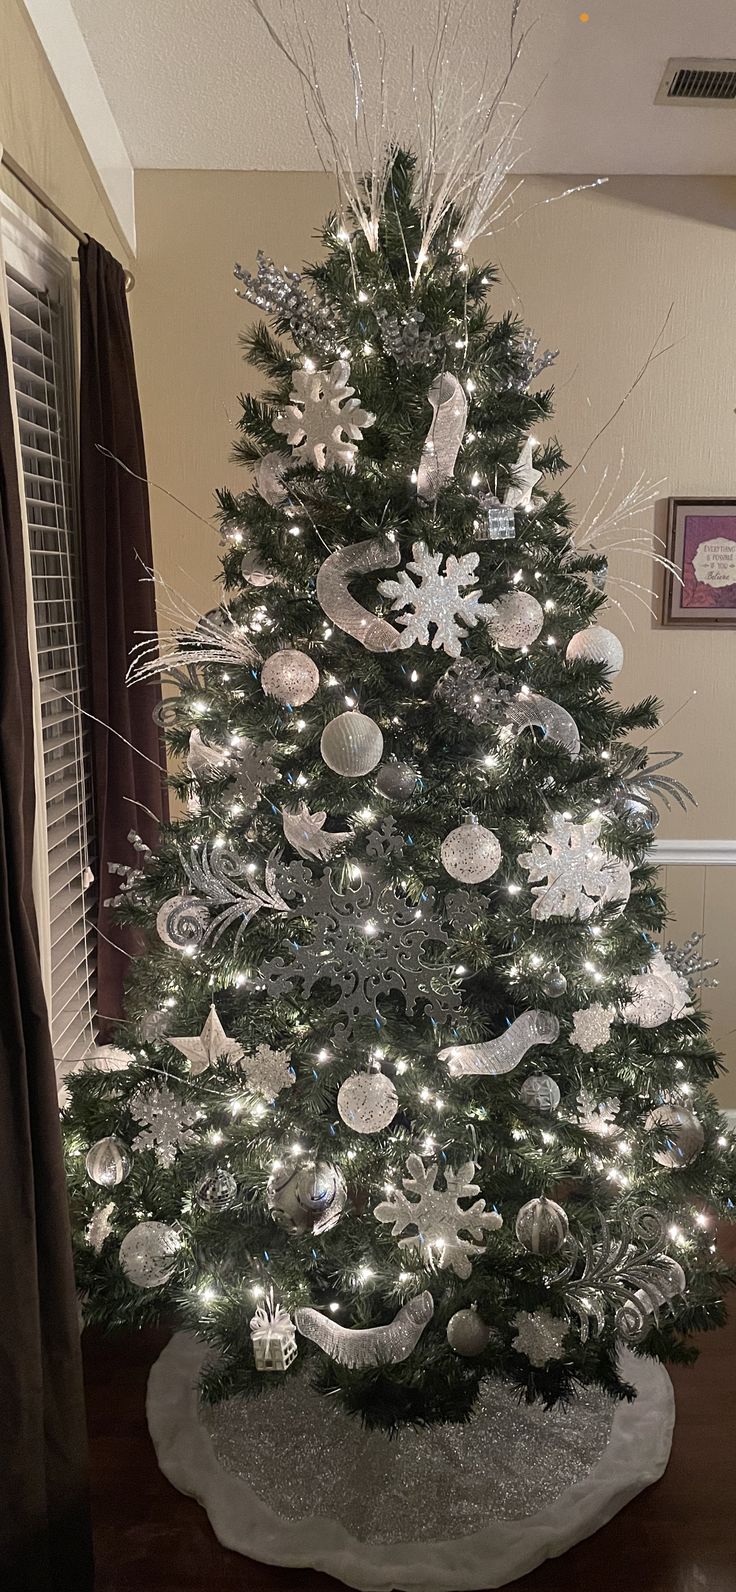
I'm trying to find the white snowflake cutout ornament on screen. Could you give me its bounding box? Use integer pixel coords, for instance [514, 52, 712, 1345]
[518, 813, 631, 921]
[235, 1043, 296, 1100]
[272, 359, 374, 471]
[378, 541, 495, 658]
[129, 1084, 201, 1168]
[569, 1004, 615, 1053]
[374, 1153, 502, 1279]
[575, 1088, 620, 1138]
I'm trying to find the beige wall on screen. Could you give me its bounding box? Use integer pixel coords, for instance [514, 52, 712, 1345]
[133, 169, 736, 1106]
[0, 0, 132, 265]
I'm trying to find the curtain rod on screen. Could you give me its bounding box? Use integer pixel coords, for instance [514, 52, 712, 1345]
[0, 150, 135, 291]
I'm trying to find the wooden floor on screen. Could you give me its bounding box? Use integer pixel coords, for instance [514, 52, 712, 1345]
[84, 1234, 736, 1592]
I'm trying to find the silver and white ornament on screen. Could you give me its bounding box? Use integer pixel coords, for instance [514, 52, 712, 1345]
[250, 1293, 299, 1373]
[254, 449, 290, 506]
[519, 1075, 561, 1114]
[440, 815, 501, 884]
[168, 1005, 245, 1076]
[570, 1004, 615, 1053]
[236, 1043, 296, 1100]
[511, 1309, 568, 1367]
[446, 1306, 492, 1357]
[379, 542, 494, 659]
[487, 591, 544, 649]
[566, 625, 624, 678]
[505, 691, 581, 760]
[518, 813, 631, 922]
[374, 1153, 502, 1280]
[281, 802, 353, 861]
[267, 1161, 347, 1235]
[416, 373, 468, 501]
[644, 1104, 704, 1170]
[260, 649, 319, 706]
[129, 1084, 200, 1167]
[504, 437, 543, 512]
[337, 1066, 398, 1134]
[156, 894, 210, 953]
[515, 1196, 569, 1256]
[119, 1221, 181, 1289]
[296, 1292, 434, 1368]
[85, 1136, 131, 1187]
[316, 536, 401, 652]
[621, 949, 690, 1028]
[375, 759, 419, 800]
[194, 1167, 238, 1211]
[272, 359, 374, 471]
[440, 1009, 559, 1078]
[320, 710, 383, 777]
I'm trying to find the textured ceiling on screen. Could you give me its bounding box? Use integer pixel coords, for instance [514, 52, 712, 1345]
[69, 0, 736, 173]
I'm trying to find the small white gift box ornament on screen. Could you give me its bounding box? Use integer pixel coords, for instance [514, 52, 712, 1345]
[249, 1290, 298, 1372]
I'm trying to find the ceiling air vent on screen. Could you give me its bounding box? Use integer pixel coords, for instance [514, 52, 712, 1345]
[655, 58, 736, 105]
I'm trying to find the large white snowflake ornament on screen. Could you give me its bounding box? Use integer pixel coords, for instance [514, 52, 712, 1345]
[518, 813, 631, 921]
[374, 1153, 502, 1279]
[129, 1083, 201, 1168]
[234, 1043, 296, 1100]
[378, 542, 495, 658]
[272, 359, 374, 471]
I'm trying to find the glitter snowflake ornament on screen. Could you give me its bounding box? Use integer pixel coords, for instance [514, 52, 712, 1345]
[378, 542, 494, 658]
[236, 1043, 296, 1100]
[518, 813, 631, 921]
[374, 1153, 502, 1279]
[512, 1309, 568, 1367]
[576, 1088, 621, 1138]
[570, 1004, 615, 1053]
[272, 359, 374, 470]
[129, 1084, 201, 1167]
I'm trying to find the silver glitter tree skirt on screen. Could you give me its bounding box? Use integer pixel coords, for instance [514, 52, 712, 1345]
[147, 1333, 674, 1592]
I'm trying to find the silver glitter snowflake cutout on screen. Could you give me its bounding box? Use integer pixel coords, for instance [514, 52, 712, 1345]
[518, 814, 631, 921]
[235, 1043, 295, 1100]
[379, 542, 494, 658]
[511, 1309, 568, 1366]
[272, 359, 374, 470]
[129, 1084, 201, 1168]
[374, 1154, 502, 1280]
[260, 847, 461, 1045]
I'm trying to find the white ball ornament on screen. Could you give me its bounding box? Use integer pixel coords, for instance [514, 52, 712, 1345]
[446, 1306, 492, 1357]
[644, 1105, 704, 1170]
[519, 1075, 561, 1114]
[119, 1221, 181, 1288]
[337, 1067, 399, 1134]
[85, 1136, 131, 1187]
[515, 1196, 569, 1256]
[565, 625, 624, 678]
[320, 711, 383, 777]
[260, 648, 320, 706]
[487, 591, 544, 649]
[440, 815, 501, 884]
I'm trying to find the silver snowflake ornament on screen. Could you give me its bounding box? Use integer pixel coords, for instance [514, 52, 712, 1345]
[518, 813, 631, 921]
[379, 541, 494, 658]
[272, 359, 374, 470]
[511, 1309, 568, 1367]
[575, 1087, 621, 1138]
[235, 1043, 296, 1100]
[374, 1153, 502, 1280]
[569, 1004, 615, 1053]
[129, 1084, 201, 1168]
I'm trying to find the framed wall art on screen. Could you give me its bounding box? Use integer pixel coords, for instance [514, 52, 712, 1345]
[663, 498, 736, 625]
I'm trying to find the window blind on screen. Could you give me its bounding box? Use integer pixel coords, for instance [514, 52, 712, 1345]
[3, 238, 97, 1064]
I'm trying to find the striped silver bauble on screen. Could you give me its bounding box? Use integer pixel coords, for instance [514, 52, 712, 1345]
[320, 711, 383, 777]
[515, 1196, 569, 1256]
[85, 1136, 132, 1187]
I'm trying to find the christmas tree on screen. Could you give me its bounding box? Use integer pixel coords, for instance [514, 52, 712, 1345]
[65, 148, 735, 1431]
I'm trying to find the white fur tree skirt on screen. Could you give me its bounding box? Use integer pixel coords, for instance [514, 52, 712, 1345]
[147, 1331, 674, 1591]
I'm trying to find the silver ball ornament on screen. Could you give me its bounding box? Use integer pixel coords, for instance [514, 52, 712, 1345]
[337, 1068, 398, 1134]
[375, 760, 419, 800]
[320, 711, 383, 777]
[85, 1136, 131, 1187]
[644, 1105, 704, 1170]
[440, 816, 501, 884]
[519, 1075, 561, 1114]
[267, 1160, 347, 1235]
[260, 648, 319, 706]
[119, 1221, 181, 1288]
[488, 591, 544, 649]
[565, 625, 624, 678]
[542, 965, 567, 998]
[446, 1306, 492, 1357]
[194, 1167, 238, 1211]
[515, 1196, 569, 1256]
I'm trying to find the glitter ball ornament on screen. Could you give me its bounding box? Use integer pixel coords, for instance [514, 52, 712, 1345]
[440, 815, 501, 884]
[446, 1306, 492, 1357]
[119, 1221, 180, 1289]
[566, 624, 624, 678]
[644, 1105, 704, 1170]
[487, 591, 544, 649]
[515, 1196, 569, 1256]
[375, 759, 419, 801]
[260, 649, 319, 706]
[85, 1136, 131, 1187]
[542, 965, 567, 998]
[519, 1075, 561, 1114]
[320, 711, 383, 777]
[267, 1161, 347, 1235]
[337, 1067, 398, 1134]
[194, 1167, 238, 1211]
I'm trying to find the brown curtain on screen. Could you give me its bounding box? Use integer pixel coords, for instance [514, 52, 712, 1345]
[78, 239, 168, 1035]
[0, 323, 93, 1588]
